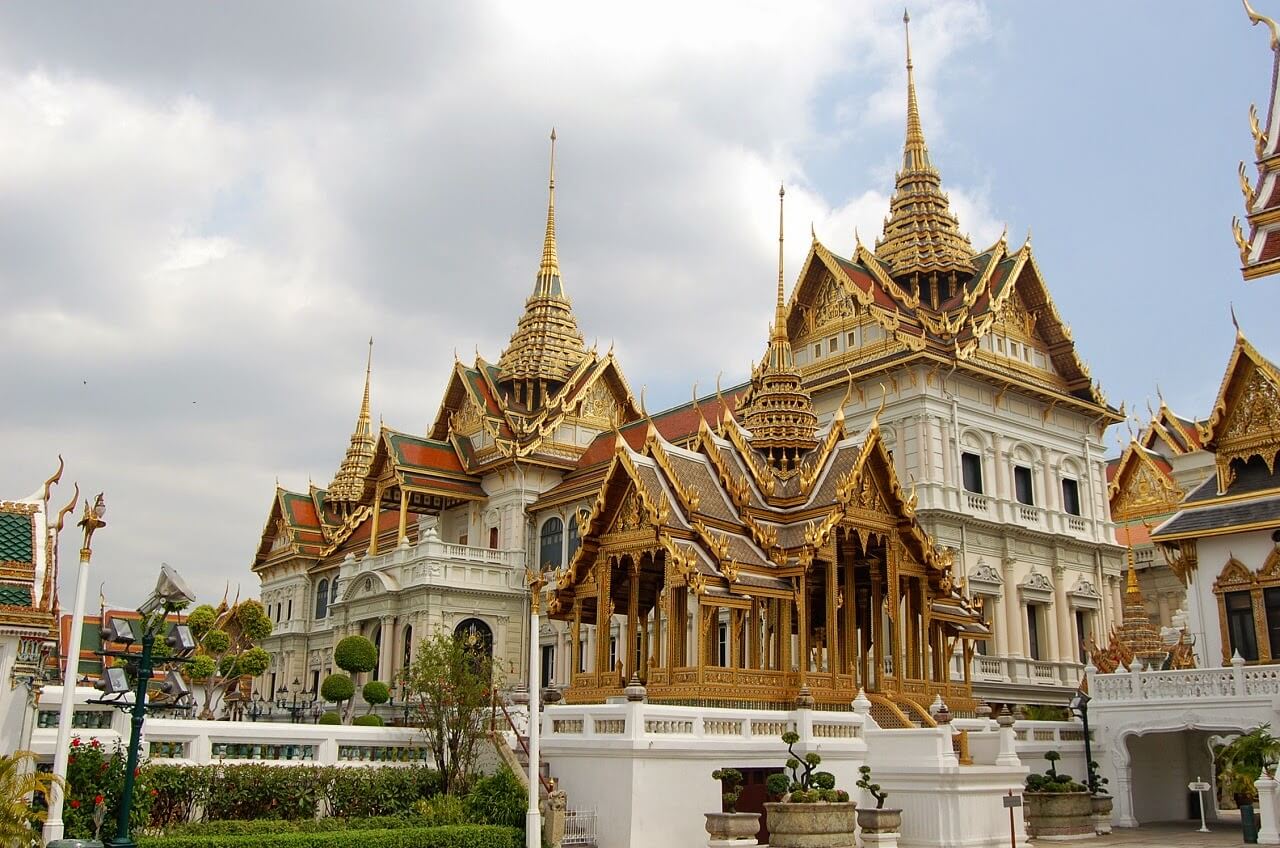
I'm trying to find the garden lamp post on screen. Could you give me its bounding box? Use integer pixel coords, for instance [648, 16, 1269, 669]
[275, 677, 317, 723]
[1069, 687, 1095, 793]
[104, 564, 197, 848]
[525, 569, 545, 848]
[44, 493, 106, 844]
[247, 690, 272, 721]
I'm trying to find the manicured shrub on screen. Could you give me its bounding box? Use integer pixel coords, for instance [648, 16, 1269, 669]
[201, 765, 325, 821]
[138, 824, 520, 848]
[321, 765, 441, 819]
[317, 711, 341, 726]
[352, 715, 384, 727]
[147, 764, 211, 829]
[414, 793, 470, 827]
[166, 816, 431, 837]
[334, 636, 378, 675]
[362, 681, 390, 708]
[320, 674, 354, 704]
[465, 768, 525, 830]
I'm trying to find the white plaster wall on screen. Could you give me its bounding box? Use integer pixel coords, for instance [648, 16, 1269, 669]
[1188, 530, 1276, 665]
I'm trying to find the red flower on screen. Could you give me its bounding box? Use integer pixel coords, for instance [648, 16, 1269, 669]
[134, 768, 140, 777]
[70, 738, 81, 748]
[70, 800, 80, 809]
[150, 789, 159, 796]
[90, 738, 101, 748]
[94, 795, 104, 806]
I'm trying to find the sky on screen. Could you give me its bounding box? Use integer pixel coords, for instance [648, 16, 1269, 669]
[1, 1, 1277, 608]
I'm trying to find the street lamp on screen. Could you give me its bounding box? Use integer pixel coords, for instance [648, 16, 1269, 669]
[44, 493, 107, 844]
[275, 677, 317, 723]
[103, 564, 197, 848]
[1069, 688, 1096, 794]
[247, 690, 272, 722]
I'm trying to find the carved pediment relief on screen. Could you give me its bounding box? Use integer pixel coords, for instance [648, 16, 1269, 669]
[811, 273, 855, 329]
[609, 487, 646, 534]
[578, 380, 622, 425]
[1222, 367, 1280, 445]
[1213, 557, 1256, 592]
[450, 396, 486, 438]
[1111, 455, 1183, 521]
[990, 292, 1038, 341]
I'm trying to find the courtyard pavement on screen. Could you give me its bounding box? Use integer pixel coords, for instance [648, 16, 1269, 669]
[1047, 822, 1243, 846]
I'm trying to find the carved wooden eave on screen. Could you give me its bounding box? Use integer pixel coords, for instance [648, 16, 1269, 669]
[1198, 332, 1280, 491]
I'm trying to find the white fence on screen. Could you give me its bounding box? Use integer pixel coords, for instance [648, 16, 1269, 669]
[562, 809, 597, 846]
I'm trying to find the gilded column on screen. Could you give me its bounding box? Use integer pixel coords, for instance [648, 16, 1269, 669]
[843, 558, 856, 675]
[368, 483, 385, 555]
[626, 560, 640, 678]
[780, 596, 793, 674]
[729, 608, 742, 669]
[397, 489, 409, 545]
[749, 599, 761, 668]
[596, 557, 612, 684]
[825, 560, 839, 675]
[870, 571, 883, 690]
[571, 599, 582, 679]
[796, 576, 809, 681]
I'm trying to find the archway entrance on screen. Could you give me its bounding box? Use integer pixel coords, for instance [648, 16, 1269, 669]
[1125, 729, 1223, 825]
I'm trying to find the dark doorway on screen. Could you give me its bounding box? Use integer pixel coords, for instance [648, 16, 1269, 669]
[735, 767, 784, 843]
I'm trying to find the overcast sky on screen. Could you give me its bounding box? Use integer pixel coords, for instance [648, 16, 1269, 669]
[2, 2, 1277, 608]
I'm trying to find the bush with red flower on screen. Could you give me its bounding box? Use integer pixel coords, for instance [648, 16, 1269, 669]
[62, 736, 153, 841]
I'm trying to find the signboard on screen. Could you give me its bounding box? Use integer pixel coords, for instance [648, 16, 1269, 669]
[1189, 782, 1211, 792]
[1002, 795, 1023, 808]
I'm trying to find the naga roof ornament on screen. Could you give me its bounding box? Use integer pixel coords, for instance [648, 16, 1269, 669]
[326, 338, 376, 510]
[496, 129, 589, 397]
[873, 10, 976, 281]
[742, 185, 819, 469]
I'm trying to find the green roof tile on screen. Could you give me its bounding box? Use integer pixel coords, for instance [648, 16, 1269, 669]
[0, 585, 32, 606]
[0, 512, 33, 563]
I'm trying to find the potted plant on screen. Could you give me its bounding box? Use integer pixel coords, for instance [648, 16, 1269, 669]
[704, 767, 761, 844]
[1086, 759, 1112, 835]
[1219, 724, 1280, 843]
[1023, 750, 1093, 839]
[763, 731, 855, 848]
[855, 765, 902, 843]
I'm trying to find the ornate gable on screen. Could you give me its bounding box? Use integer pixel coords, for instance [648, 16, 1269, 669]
[1109, 442, 1184, 522]
[1200, 332, 1280, 491]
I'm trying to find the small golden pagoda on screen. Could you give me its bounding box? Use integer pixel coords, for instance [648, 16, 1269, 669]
[326, 340, 376, 518]
[1086, 549, 1178, 673]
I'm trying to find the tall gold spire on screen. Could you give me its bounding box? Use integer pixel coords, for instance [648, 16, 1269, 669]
[496, 130, 588, 408]
[1116, 543, 1169, 668]
[874, 9, 976, 282]
[744, 184, 818, 470]
[328, 338, 377, 511]
[537, 128, 561, 297]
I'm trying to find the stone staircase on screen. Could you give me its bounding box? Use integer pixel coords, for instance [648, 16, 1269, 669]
[490, 710, 594, 848]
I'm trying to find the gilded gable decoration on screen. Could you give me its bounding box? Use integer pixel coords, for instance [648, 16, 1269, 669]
[1109, 444, 1185, 522]
[578, 380, 621, 424]
[1198, 331, 1280, 491]
[813, 273, 856, 327]
[450, 395, 486, 438]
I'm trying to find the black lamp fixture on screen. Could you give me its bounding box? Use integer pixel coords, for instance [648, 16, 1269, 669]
[1068, 687, 1096, 794]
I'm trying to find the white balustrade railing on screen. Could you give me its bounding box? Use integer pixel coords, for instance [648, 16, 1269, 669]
[541, 702, 860, 746]
[1087, 656, 1280, 704]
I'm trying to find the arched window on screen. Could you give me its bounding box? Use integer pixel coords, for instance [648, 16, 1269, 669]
[330, 577, 340, 607]
[567, 513, 582, 562]
[454, 618, 494, 658]
[315, 579, 329, 620]
[402, 625, 413, 669]
[540, 518, 564, 570]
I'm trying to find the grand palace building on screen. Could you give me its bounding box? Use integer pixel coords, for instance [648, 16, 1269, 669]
[253, 24, 1130, 712]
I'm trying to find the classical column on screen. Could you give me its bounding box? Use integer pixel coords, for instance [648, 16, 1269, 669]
[397, 489, 409, 545]
[825, 560, 839, 676]
[368, 483, 384, 555]
[626, 560, 640, 679]
[1049, 568, 1070, 666]
[991, 592, 1009, 657]
[379, 615, 394, 682]
[1003, 559, 1022, 659]
[571, 599, 582, 679]
[991, 434, 1007, 502]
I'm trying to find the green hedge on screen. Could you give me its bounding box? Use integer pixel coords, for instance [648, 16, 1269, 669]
[138, 824, 519, 848]
[165, 815, 430, 837]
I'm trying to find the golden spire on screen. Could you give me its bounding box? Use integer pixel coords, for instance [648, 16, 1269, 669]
[496, 130, 588, 405]
[743, 184, 819, 470]
[327, 338, 377, 510]
[874, 9, 976, 281]
[537, 128, 561, 297]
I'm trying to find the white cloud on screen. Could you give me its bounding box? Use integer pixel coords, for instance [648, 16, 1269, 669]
[0, 0, 999, 605]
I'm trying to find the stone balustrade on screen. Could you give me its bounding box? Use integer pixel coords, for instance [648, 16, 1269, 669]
[1085, 654, 1278, 704]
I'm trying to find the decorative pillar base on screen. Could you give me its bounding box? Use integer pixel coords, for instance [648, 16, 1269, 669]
[860, 832, 900, 848]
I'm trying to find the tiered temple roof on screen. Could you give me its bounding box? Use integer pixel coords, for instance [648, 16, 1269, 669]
[1237, 1, 1280, 280]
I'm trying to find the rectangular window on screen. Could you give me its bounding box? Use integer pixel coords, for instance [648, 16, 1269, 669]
[847, 332, 856, 348]
[828, 337, 838, 353]
[310, 670, 320, 695]
[976, 598, 990, 656]
[1227, 591, 1259, 662]
[1014, 466, 1034, 506]
[813, 344, 822, 359]
[541, 645, 555, 688]
[459, 533, 468, 546]
[269, 673, 277, 699]
[286, 600, 293, 620]
[489, 526, 499, 549]
[1061, 479, 1081, 516]
[961, 452, 984, 494]
[717, 622, 728, 667]
[1075, 610, 1089, 663]
[1266, 588, 1280, 660]
[1027, 605, 1041, 661]
[608, 635, 618, 671]
[578, 638, 586, 673]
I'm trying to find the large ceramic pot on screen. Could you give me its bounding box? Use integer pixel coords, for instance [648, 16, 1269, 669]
[1090, 794, 1113, 835]
[704, 811, 762, 842]
[764, 801, 858, 848]
[1024, 791, 1094, 840]
[856, 807, 902, 834]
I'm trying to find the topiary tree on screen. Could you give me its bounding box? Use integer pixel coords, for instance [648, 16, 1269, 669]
[333, 636, 378, 723]
[362, 681, 390, 716]
[353, 714, 384, 727]
[186, 599, 274, 719]
[317, 711, 342, 726]
[320, 673, 355, 720]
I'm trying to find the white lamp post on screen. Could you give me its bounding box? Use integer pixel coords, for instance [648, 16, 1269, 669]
[525, 569, 545, 848]
[44, 493, 106, 843]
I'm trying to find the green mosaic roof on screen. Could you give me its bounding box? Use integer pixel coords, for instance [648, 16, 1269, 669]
[0, 513, 33, 563]
[0, 585, 32, 606]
